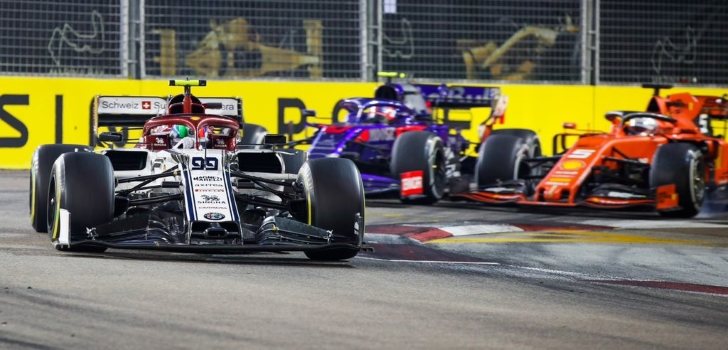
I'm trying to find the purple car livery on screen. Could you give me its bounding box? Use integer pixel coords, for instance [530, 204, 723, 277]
[303, 81, 540, 204]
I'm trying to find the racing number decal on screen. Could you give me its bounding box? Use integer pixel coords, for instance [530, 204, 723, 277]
[191, 157, 219, 170]
[568, 149, 595, 159]
[697, 113, 710, 134]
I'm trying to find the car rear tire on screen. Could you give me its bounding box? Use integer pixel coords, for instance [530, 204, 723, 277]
[476, 134, 531, 188]
[30, 144, 91, 233]
[48, 152, 115, 252]
[390, 131, 447, 204]
[298, 158, 365, 261]
[650, 143, 705, 218]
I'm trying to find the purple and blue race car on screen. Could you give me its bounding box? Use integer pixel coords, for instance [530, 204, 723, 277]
[300, 76, 541, 204]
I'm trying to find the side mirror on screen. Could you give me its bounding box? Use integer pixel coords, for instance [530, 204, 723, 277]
[302, 109, 316, 118]
[98, 132, 124, 142]
[490, 96, 508, 119]
[264, 134, 287, 145]
[605, 111, 623, 122]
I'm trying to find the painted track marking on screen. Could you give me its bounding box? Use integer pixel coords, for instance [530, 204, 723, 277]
[437, 224, 523, 236]
[572, 219, 728, 229]
[426, 230, 709, 245]
[587, 279, 728, 296]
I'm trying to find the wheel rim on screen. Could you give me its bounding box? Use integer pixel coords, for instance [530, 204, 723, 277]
[690, 154, 706, 206]
[29, 171, 33, 217]
[47, 180, 56, 237]
[428, 142, 446, 198]
[513, 145, 530, 179]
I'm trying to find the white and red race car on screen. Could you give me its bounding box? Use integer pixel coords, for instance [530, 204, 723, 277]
[29, 79, 366, 260]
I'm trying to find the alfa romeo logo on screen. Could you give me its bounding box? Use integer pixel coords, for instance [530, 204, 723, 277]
[203, 212, 225, 221]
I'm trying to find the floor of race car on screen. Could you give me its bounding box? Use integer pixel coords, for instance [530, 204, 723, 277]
[1, 170, 727, 349]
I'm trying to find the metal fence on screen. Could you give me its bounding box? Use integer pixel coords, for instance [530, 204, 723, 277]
[0, 0, 726, 85]
[378, 0, 583, 82]
[598, 0, 728, 85]
[143, 0, 361, 79]
[0, 0, 124, 76]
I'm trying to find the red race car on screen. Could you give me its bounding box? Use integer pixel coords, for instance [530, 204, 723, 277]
[456, 84, 728, 217]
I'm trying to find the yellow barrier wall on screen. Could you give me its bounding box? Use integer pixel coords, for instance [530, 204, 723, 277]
[0, 76, 725, 169]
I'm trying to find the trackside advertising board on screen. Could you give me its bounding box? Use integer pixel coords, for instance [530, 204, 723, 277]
[0, 76, 726, 169]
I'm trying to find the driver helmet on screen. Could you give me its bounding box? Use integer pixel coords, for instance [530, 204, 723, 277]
[170, 124, 196, 149]
[366, 106, 397, 123]
[171, 124, 190, 139]
[374, 84, 404, 101]
[625, 117, 658, 135]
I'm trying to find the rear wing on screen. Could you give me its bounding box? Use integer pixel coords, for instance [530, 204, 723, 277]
[698, 95, 728, 120]
[92, 95, 243, 135]
[374, 71, 502, 109]
[414, 84, 501, 109]
[641, 83, 673, 96]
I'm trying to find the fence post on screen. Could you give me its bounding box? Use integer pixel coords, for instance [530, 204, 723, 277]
[376, 0, 383, 77]
[593, 0, 600, 84]
[139, 0, 147, 78]
[582, 0, 599, 85]
[125, 0, 143, 79]
[360, 0, 370, 81]
[362, 0, 380, 81]
[121, 0, 130, 77]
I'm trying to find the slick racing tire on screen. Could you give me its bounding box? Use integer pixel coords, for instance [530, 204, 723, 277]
[240, 123, 267, 146]
[297, 158, 365, 261]
[476, 134, 531, 188]
[650, 143, 706, 218]
[390, 131, 447, 204]
[48, 152, 115, 252]
[30, 144, 91, 233]
[491, 128, 542, 157]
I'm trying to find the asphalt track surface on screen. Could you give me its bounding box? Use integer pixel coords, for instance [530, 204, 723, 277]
[1, 170, 727, 349]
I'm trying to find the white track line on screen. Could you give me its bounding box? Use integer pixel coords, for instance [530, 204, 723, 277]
[438, 224, 524, 236]
[576, 219, 728, 229]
